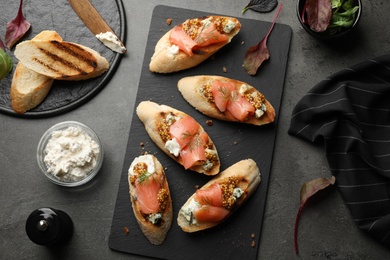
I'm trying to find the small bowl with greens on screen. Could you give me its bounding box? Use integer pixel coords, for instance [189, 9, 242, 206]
[297, 0, 362, 39]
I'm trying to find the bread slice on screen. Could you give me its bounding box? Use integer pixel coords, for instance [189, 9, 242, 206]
[177, 159, 261, 232]
[128, 154, 173, 245]
[136, 100, 220, 176]
[10, 31, 62, 114]
[14, 39, 109, 81]
[149, 16, 241, 73]
[178, 75, 276, 126]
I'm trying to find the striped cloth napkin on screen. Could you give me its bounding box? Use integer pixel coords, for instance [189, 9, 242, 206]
[289, 55, 390, 247]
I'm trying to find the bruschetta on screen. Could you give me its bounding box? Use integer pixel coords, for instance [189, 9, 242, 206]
[14, 37, 109, 81]
[149, 16, 241, 73]
[128, 154, 173, 245]
[178, 75, 276, 126]
[177, 159, 261, 232]
[136, 101, 220, 176]
[10, 31, 62, 114]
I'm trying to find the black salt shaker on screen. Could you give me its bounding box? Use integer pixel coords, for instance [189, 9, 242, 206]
[26, 207, 73, 246]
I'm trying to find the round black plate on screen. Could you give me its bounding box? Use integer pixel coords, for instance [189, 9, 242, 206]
[0, 0, 126, 118]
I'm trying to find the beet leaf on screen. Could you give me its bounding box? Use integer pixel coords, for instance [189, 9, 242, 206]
[243, 3, 282, 76]
[242, 0, 278, 14]
[5, 0, 31, 49]
[305, 0, 332, 32]
[294, 176, 336, 255]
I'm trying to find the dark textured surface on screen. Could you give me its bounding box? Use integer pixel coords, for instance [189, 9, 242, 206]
[2, 1, 390, 259]
[108, 5, 291, 259]
[0, 0, 125, 118]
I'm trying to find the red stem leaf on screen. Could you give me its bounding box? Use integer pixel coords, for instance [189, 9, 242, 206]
[305, 0, 332, 32]
[293, 176, 336, 255]
[243, 3, 282, 76]
[5, 0, 31, 49]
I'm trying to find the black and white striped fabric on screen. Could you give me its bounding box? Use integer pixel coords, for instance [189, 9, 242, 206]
[289, 55, 390, 247]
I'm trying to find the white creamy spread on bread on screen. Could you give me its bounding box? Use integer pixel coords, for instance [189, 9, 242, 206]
[201, 16, 213, 27]
[167, 44, 179, 56]
[96, 32, 126, 54]
[128, 154, 155, 176]
[223, 20, 236, 33]
[44, 126, 100, 181]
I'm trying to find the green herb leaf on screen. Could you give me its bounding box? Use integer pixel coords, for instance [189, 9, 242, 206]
[138, 171, 154, 184]
[188, 134, 202, 152]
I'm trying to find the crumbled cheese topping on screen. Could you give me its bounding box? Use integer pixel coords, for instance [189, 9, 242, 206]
[239, 84, 253, 95]
[223, 20, 236, 33]
[148, 213, 162, 224]
[165, 138, 181, 157]
[180, 198, 199, 225]
[43, 126, 100, 181]
[167, 44, 179, 55]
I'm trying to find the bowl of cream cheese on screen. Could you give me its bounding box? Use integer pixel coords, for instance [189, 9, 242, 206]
[37, 121, 104, 187]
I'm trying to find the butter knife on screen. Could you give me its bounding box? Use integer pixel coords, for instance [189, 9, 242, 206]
[68, 0, 126, 54]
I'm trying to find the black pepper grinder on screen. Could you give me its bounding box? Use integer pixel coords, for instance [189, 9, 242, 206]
[26, 207, 73, 246]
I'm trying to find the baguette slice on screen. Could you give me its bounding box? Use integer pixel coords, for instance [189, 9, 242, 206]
[149, 16, 241, 73]
[136, 100, 220, 176]
[178, 75, 276, 126]
[10, 31, 62, 114]
[128, 154, 173, 245]
[14, 39, 109, 81]
[177, 159, 261, 232]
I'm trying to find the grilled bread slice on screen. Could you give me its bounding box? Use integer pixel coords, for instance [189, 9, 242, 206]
[14, 39, 109, 81]
[10, 31, 62, 114]
[178, 75, 276, 126]
[128, 154, 173, 245]
[149, 16, 241, 73]
[136, 100, 220, 176]
[177, 159, 261, 232]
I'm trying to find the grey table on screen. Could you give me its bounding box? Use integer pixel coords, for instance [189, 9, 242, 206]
[1, 1, 390, 259]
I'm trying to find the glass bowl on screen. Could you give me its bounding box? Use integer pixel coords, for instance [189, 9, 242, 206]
[37, 121, 104, 187]
[297, 0, 362, 40]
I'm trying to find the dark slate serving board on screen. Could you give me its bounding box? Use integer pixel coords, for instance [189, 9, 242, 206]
[109, 5, 291, 260]
[0, 0, 126, 118]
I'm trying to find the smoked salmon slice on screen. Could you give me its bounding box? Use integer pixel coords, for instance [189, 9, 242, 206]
[211, 80, 235, 112]
[170, 115, 200, 149]
[169, 20, 229, 57]
[194, 205, 230, 223]
[196, 183, 223, 207]
[169, 26, 197, 57]
[194, 182, 227, 223]
[226, 94, 255, 121]
[211, 79, 255, 121]
[170, 115, 209, 169]
[194, 23, 229, 47]
[180, 134, 207, 169]
[135, 175, 162, 214]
